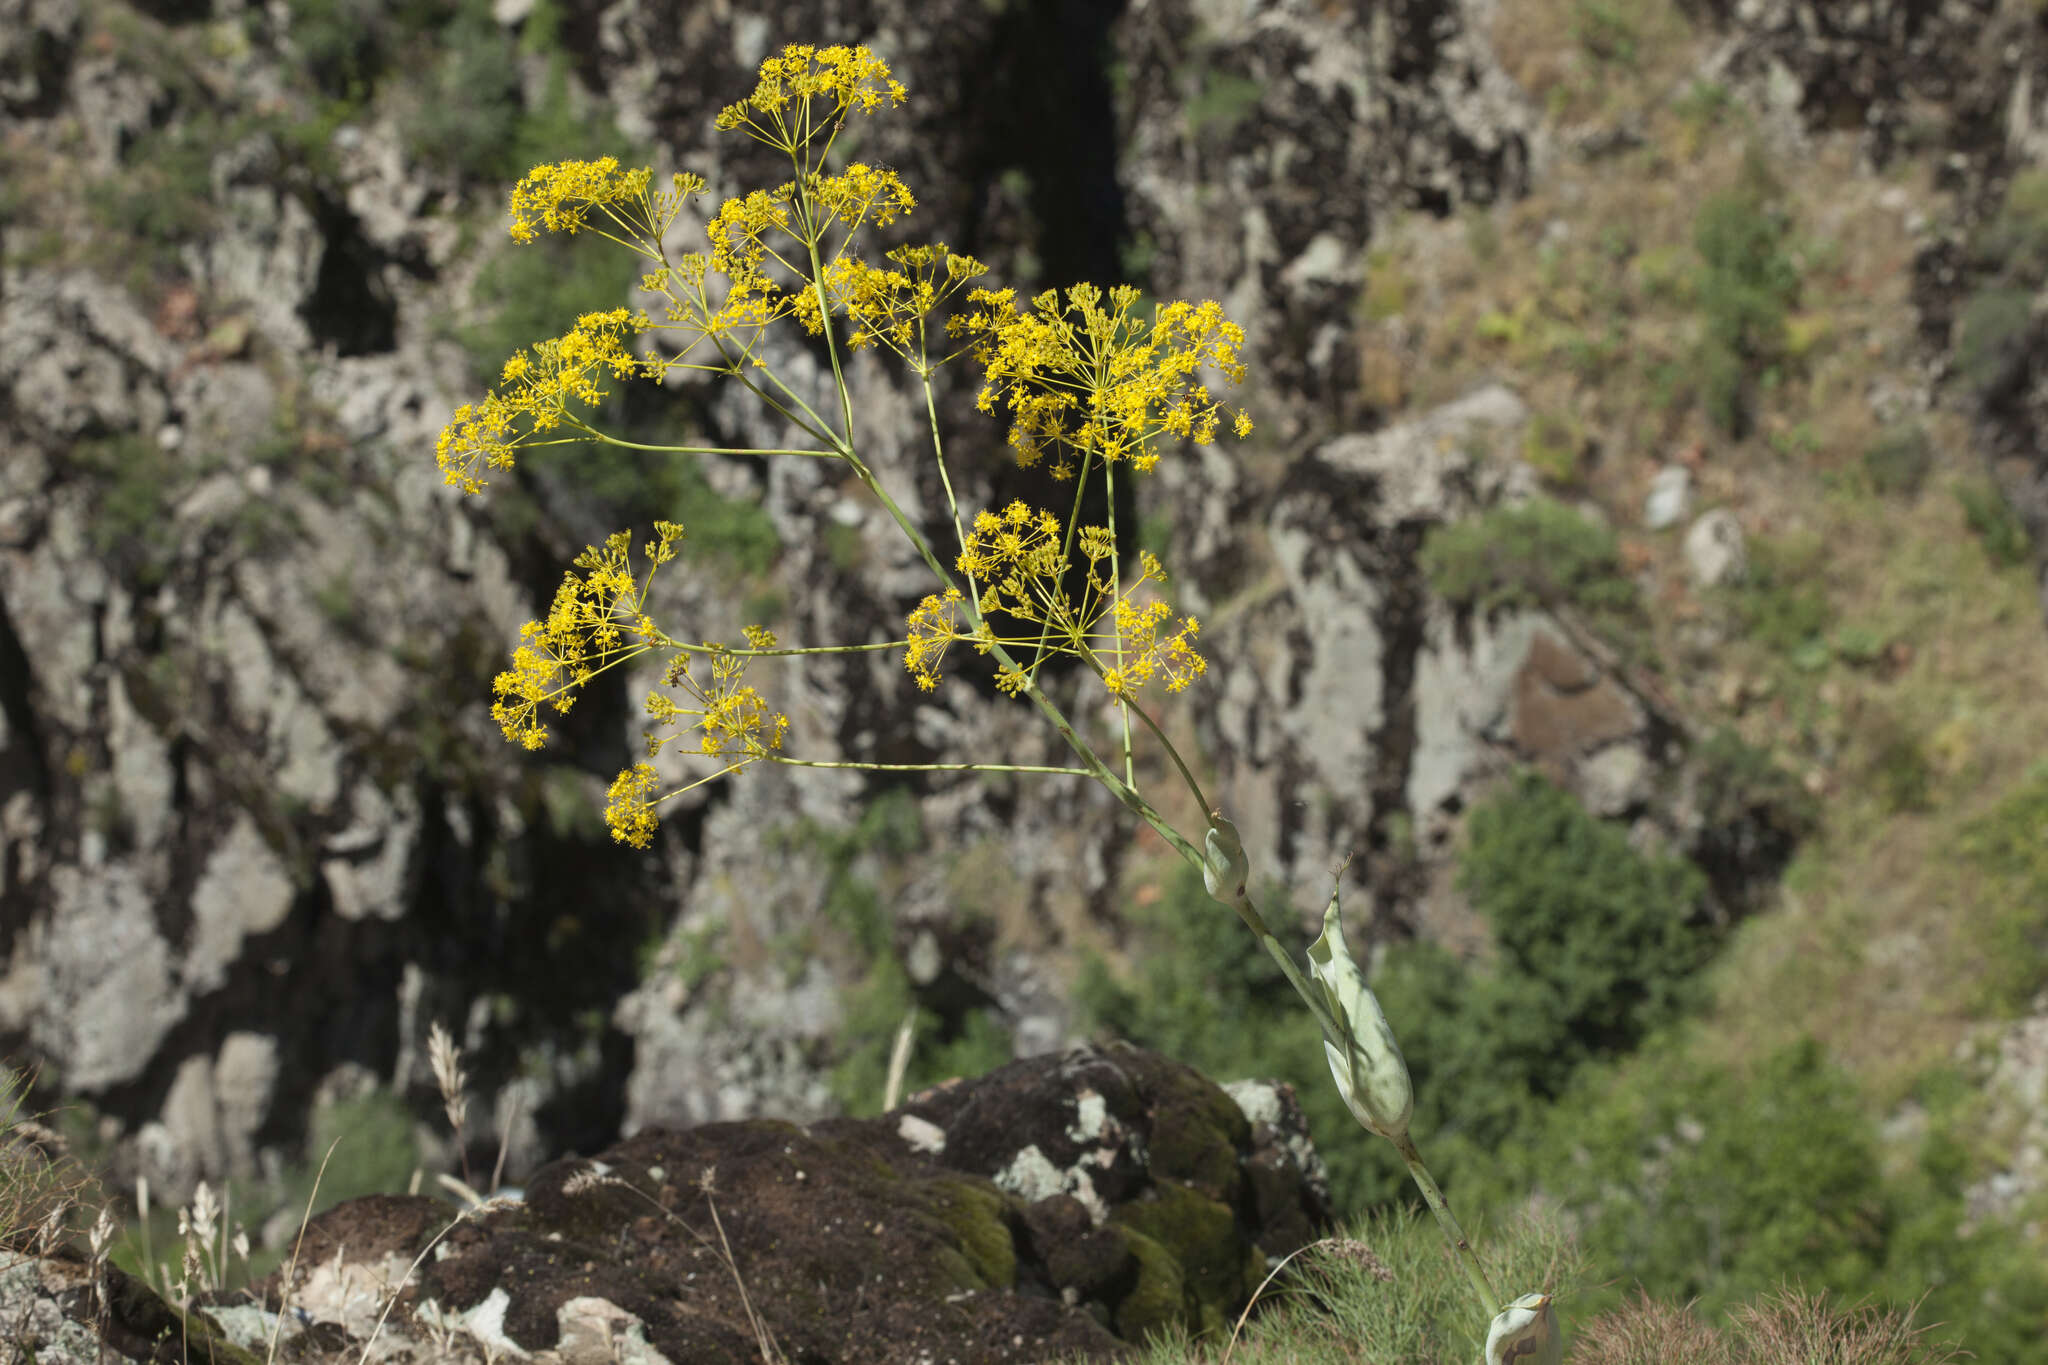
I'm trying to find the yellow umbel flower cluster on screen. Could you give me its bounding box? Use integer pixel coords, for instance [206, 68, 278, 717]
[954, 283, 1254, 479]
[801, 244, 989, 357]
[491, 523, 682, 751]
[904, 587, 966, 692]
[605, 763, 662, 849]
[904, 502, 1206, 698]
[436, 308, 649, 495]
[642, 635, 789, 764]
[715, 43, 907, 149]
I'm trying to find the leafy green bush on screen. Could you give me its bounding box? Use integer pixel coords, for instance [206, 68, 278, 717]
[1970, 167, 2048, 287]
[70, 434, 183, 590]
[1950, 166, 2048, 399]
[404, 7, 525, 180]
[1953, 287, 2036, 397]
[1187, 68, 1265, 141]
[1859, 710, 1934, 815]
[1108, 1205, 1583, 1365]
[1691, 728, 1820, 851]
[1572, 0, 1642, 67]
[1454, 771, 1713, 1059]
[1720, 532, 1828, 655]
[1506, 1041, 2048, 1358]
[1693, 160, 1800, 436]
[1419, 497, 1638, 623]
[1085, 774, 1715, 1218]
[1522, 410, 1587, 486]
[1957, 763, 2048, 1012]
[1862, 422, 1933, 497]
[1527, 1037, 1890, 1324]
[1878, 1064, 2048, 1361]
[1367, 774, 1713, 1204]
[455, 235, 782, 578]
[283, 0, 439, 101]
[1953, 477, 2031, 568]
[304, 1092, 423, 1216]
[404, 1, 617, 184]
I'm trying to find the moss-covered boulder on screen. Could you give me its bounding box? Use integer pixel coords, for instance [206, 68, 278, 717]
[220, 1043, 1331, 1364]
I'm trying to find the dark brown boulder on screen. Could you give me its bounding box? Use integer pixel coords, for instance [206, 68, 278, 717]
[216, 1044, 1334, 1364]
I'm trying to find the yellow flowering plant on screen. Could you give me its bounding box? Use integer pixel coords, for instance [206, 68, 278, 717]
[436, 41, 1554, 1359]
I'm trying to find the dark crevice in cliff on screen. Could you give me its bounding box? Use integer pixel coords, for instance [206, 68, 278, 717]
[301, 192, 400, 357]
[1364, 520, 1432, 932]
[0, 587, 52, 962]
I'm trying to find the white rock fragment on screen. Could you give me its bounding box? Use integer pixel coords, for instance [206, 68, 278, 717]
[1645, 464, 1693, 530]
[1684, 508, 1748, 587]
[897, 1114, 946, 1155]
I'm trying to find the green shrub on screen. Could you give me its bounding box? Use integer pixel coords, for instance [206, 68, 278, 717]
[456, 235, 782, 577]
[283, 0, 425, 100]
[1956, 763, 2048, 1012]
[1454, 771, 1712, 1060]
[832, 954, 1014, 1115]
[1187, 68, 1264, 140]
[1879, 1064, 2048, 1360]
[1111, 1205, 1582, 1365]
[304, 1092, 422, 1216]
[1527, 1037, 1890, 1325]
[1970, 167, 2048, 287]
[1693, 161, 1800, 436]
[1691, 728, 1819, 847]
[84, 116, 225, 280]
[1953, 477, 2031, 567]
[1370, 774, 1713, 1200]
[404, 1, 614, 185]
[1522, 410, 1587, 486]
[1862, 422, 1934, 497]
[1573, 0, 1641, 66]
[1085, 774, 1716, 1217]
[1517, 1041, 2048, 1357]
[457, 237, 639, 387]
[1419, 497, 1638, 622]
[1856, 709, 1934, 815]
[404, 7, 525, 181]
[1721, 532, 1828, 655]
[1953, 287, 2035, 397]
[71, 434, 183, 590]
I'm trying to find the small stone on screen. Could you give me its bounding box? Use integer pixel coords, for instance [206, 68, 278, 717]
[1645, 464, 1693, 530]
[1684, 508, 1746, 586]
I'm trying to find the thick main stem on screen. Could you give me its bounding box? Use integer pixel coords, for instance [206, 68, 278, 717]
[1394, 1130, 1500, 1313]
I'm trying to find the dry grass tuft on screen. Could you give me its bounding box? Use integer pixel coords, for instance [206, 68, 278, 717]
[1576, 1286, 1970, 1365]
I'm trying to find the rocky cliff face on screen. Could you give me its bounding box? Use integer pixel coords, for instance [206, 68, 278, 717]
[0, 0, 2039, 1225]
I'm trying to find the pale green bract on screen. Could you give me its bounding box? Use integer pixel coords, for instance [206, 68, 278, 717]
[1202, 812, 1251, 909]
[1483, 1292, 1563, 1365]
[1305, 881, 1414, 1142]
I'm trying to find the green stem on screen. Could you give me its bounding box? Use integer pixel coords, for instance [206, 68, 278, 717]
[765, 756, 1092, 776]
[1393, 1130, 1500, 1314]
